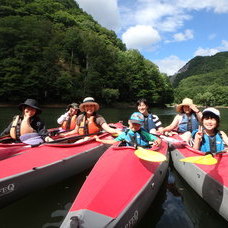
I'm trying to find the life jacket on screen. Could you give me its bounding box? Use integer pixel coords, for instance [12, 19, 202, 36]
[143, 113, 156, 132]
[200, 131, 225, 153]
[61, 115, 77, 130]
[78, 115, 101, 135]
[10, 115, 35, 140]
[178, 113, 199, 133]
[124, 128, 150, 148]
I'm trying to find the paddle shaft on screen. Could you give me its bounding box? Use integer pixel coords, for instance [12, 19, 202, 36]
[48, 131, 103, 144]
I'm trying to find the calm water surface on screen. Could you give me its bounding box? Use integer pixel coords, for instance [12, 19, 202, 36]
[0, 106, 228, 228]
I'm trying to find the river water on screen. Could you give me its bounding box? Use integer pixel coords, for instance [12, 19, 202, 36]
[0, 106, 228, 228]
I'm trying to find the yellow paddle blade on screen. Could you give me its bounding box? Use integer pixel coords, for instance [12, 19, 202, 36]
[180, 154, 217, 165]
[134, 148, 166, 162]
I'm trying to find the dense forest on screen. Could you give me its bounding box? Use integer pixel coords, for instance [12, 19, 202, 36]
[0, 0, 173, 106]
[171, 52, 228, 106]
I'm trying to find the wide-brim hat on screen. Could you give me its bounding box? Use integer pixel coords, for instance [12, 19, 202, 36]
[67, 103, 79, 110]
[79, 97, 100, 112]
[129, 112, 144, 125]
[176, 98, 194, 113]
[18, 99, 42, 114]
[202, 107, 220, 119]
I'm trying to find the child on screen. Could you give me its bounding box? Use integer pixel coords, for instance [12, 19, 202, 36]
[192, 107, 228, 153]
[95, 112, 161, 148]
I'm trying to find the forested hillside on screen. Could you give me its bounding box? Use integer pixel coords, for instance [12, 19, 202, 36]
[171, 52, 228, 106]
[0, 0, 173, 105]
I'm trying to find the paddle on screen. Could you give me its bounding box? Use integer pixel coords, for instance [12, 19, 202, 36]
[179, 150, 227, 165]
[0, 132, 105, 160]
[180, 154, 217, 165]
[134, 147, 167, 162]
[47, 131, 104, 144]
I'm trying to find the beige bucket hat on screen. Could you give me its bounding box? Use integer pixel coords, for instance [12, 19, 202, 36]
[79, 97, 100, 112]
[176, 98, 194, 113]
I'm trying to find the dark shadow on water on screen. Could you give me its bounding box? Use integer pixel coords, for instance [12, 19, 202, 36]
[173, 162, 228, 228]
[0, 170, 91, 228]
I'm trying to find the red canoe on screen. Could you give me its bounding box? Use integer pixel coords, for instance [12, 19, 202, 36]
[60, 140, 169, 227]
[170, 134, 228, 222]
[0, 122, 123, 208]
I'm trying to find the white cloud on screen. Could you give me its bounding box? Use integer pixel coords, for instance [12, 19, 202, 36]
[76, 0, 120, 30]
[122, 25, 161, 50]
[194, 47, 218, 56]
[154, 55, 187, 75]
[176, 0, 228, 13]
[194, 40, 228, 56]
[173, 29, 194, 41]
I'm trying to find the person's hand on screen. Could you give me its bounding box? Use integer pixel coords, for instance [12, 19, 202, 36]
[153, 138, 162, 146]
[45, 136, 54, 142]
[189, 104, 200, 113]
[94, 135, 101, 142]
[195, 126, 203, 142]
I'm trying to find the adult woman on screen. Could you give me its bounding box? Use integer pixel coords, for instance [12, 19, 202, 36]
[161, 98, 202, 141]
[137, 98, 163, 134]
[193, 108, 228, 153]
[61, 97, 120, 137]
[57, 103, 80, 131]
[0, 99, 49, 142]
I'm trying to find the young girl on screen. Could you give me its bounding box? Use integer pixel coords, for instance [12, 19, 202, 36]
[193, 107, 228, 153]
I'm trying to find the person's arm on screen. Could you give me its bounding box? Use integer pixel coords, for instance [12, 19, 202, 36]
[94, 135, 117, 144]
[192, 127, 203, 150]
[161, 115, 180, 133]
[57, 112, 69, 125]
[101, 122, 122, 135]
[189, 104, 202, 122]
[220, 131, 228, 148]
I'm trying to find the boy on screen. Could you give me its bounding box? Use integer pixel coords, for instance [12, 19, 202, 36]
[95, 112, 161, 148]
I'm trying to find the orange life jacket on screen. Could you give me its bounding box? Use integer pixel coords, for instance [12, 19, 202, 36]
[78, 115, 101, 135]
[61, 115, 77, 130]
[10, 115, 35, 140]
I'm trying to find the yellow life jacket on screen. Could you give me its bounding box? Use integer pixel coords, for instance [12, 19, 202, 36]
[61, 115, 77, 130]
[78, 115, 101, 135]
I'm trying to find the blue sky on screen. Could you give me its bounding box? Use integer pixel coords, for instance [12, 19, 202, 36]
[75, 0, 228, 75]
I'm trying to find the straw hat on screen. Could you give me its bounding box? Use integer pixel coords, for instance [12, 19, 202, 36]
[18, 99, 42, 114]
[79, 97, 100, 112]
[176, 98, 194, 113]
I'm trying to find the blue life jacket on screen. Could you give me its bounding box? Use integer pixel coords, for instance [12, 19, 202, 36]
[124, 128, 150, 148]
[178, 113, 199, 133]
[142, 114, 156, 132]
[200, 131, 225, 153]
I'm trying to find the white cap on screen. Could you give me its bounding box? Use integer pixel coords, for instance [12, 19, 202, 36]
[202, 107, 220, 118]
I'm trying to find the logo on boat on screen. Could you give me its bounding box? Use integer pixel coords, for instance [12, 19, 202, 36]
[0, 183, 15, 197]
[124, 210, 138, 228]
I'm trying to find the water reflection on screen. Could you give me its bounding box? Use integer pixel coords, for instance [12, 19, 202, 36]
[0, 107, 228, 227]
